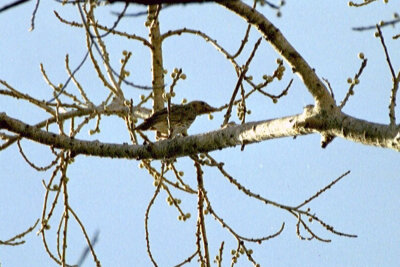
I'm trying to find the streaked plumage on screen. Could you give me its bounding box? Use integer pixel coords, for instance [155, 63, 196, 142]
[135, 101, 217, 137]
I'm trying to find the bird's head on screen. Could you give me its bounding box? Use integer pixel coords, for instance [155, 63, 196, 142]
[189, 101, 218, 115]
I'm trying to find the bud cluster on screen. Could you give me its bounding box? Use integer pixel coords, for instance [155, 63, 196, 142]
[230, 247, 255, 265]
[236, 101, 250, 120]
[178, 213, 191, 221]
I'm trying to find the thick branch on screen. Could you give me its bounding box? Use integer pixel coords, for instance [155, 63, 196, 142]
[148, 5, 165, 112]
[2, 110, 399, 160]
[218, 1, 336, 111]
[302, 112, 400, 150]
[0, 112, 312, 160]
[0, 102, 150, 150]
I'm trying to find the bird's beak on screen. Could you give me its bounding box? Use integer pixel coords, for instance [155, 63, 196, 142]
[206, 105, 218, 113]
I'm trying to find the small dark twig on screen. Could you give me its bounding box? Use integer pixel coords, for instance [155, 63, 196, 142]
[296, 170, 351, 209]
[29, 0, 40, 31]
[72, 217, 100, 267]
[376, 25, 396, 79]
[229, 23, 251, 59]
[375, 25, 400, 126]
[222, 37, 262, 126]
[0, 0, 30, 13]
[216, 241, 224, 267]
[352, 18, 400, 31]
[261, 0, 280, 9]
[97, 2, 129, 38]
[47, 45, 91, 103]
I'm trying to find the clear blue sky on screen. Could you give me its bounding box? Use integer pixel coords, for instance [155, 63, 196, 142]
[0, 1, 399, 266]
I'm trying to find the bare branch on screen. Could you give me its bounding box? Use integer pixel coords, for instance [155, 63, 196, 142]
[375, 25, 400, 126]
[194, 161, 211, 266]
[3, 107, 400, 161]
[0, 219, 39, 246]
[229, 23, 252, 59]
[389, 71, 400, 127]
[348, 0, 377, 8]
[0, 0, 30, 13]
[223, 37, 262, 126]
[69, 211, 101, 267]
[339, 58, 368, 110]
[376, 25, 396, 80]
[29, 0, 40, 31]
[144, 163, 165, 267]
[352, 18, 400, 31]
[296, 171, 351, 209]
[148, 4, 166, 114]
[174, 250, 198, 267]
[0, 111, 313, 159]
[219, 0, 336, 111]
[17, 139, 60, 171]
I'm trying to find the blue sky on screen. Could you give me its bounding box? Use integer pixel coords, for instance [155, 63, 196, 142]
[0, 0, 399, 266]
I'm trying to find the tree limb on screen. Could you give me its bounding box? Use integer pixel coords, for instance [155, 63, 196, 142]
[1, 109, 400, 160]
[218, 0, 336, 111]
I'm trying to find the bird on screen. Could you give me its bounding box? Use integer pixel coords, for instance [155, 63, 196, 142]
[135, 101, 217, 137]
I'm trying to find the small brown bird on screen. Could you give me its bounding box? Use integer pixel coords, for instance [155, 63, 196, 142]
[135, 101, 217, 137]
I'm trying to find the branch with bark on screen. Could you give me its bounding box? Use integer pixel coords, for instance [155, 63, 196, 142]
[2, 106, 399, 161]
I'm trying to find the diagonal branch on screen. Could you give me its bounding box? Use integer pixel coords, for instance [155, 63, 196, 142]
[218, 0, 336, 111]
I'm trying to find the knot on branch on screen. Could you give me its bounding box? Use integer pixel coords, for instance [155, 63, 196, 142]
[295, 105, 322, 129]
[294, 105, 338, 148]
[296, 104, 341, 131]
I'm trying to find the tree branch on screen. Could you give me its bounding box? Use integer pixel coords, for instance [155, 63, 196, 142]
[2, 109, 400, 161]
[0, 111, 310, 159]
[218, 0, 336, 111]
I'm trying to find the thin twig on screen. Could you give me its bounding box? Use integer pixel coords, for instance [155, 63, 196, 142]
[29, 0, 40, 31]
[223, 37, 262, 126]
[229, 23, 251, 59]
[352, 17, 400, 31]
[339, 58, 368, 109]
[0, 0, 30, 13]
[388, 71, 400, 127]
[194, 161, 210, 266]
[376, 25, 396, 79]
[144, 163, 165, 267]
[0, 219, 39, 246]
[375, 25, 399, 126]
[17, 139, 60, 171]
[97, 2, 128, 38]
[348, 0, 376, 8]
[296, 170, 351, 209]
[174, 251, 198, 267]
[69, 208, 101, 267]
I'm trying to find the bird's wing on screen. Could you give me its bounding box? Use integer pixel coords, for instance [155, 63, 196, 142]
[135, 108, 167, 130]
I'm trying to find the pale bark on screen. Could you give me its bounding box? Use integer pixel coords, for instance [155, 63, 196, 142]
[1, 107, 399, 161]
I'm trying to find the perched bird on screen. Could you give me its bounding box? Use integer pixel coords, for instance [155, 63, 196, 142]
[135, 101, 217, 137]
